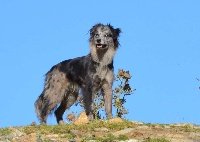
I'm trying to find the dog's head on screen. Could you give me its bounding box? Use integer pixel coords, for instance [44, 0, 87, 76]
[89, 23, 121, 64]
[89, 23, 121, 50]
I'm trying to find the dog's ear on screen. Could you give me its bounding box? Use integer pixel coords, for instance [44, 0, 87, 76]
[112, 27, 121, 48]
[89, 26, 96, 38]
[114, 28, 121, 38]
[90, 23, 102, 38]
[107, 24, 121, 39]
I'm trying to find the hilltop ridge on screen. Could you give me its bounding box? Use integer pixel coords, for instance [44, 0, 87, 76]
[1, 117, 200, 142]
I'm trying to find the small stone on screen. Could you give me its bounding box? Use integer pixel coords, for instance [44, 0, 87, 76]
[69, 139, 76, 142]
[0, 139, 11, 142]
[194, 125, 200, 129]
[30, 122, 37, 126]
[108, 117, 123, 123]
[70, 130, 82, 135]
[70, 130, 84, 138]
[113, 128, 134, 136]
[163, 125, 171, 129]
[137, 125, 149, 129]
[73, 111, 89, 125]
[94, 128, 109, 132]
[132, 121, 144, 125]
[119, 139, 142, 142]
[13, 129, 26, 137]
[67, 112, 76, 122]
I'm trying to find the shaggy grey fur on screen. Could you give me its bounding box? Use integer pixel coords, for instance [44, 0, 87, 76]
[34, 23, 121, 124]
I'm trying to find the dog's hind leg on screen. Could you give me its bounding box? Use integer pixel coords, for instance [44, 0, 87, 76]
[54, 90, 78, 124]
[35, 69, 68, 124]
[35, 88, 66, 124]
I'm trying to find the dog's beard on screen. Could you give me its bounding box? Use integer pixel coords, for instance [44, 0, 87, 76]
[90, 42, 116, 66]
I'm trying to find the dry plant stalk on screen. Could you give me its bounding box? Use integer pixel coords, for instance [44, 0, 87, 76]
[113, 69, 135, 118]
[67, 69, 135, 120]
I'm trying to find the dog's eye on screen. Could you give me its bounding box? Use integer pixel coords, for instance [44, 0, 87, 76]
[95, 34, 99, 38]
[105, 34, 112, 38]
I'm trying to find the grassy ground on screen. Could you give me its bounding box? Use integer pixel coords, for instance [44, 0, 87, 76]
[1, 119, 200, 142]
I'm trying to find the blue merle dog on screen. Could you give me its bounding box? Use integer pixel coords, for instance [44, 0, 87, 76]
[34, 23, 121, 124]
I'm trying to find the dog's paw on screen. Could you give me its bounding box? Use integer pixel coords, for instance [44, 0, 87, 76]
[58, 120, 65, 125]
[87, 113, 94, 121]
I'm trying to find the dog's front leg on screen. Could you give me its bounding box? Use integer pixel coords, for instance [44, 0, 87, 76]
[82, 87, 94, 121]
[102, 83, 113, 119]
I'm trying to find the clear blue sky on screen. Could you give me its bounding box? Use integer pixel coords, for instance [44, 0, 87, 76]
[0, 1, 200, 127]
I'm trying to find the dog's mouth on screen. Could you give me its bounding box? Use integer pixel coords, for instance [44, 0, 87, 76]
[96, 44, 107, 49]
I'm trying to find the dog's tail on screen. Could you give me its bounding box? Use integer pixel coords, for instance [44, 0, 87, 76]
[35, 68, 69, 124]
[34, 91, 49, 124]
[34, 96, 42, 123]
[35, 89, 65, 124]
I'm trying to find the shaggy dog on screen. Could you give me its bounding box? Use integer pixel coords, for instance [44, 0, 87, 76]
[34, 23, 121, 124]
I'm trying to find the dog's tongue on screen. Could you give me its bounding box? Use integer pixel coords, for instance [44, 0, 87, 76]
[97, 44, 103, 48]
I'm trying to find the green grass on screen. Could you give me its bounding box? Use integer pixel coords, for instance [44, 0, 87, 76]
[22, 120, 134, 134]
[182, 124, 193, 132]
[144, 138, 170, 142]
[0, 128, 11, 136]
[22, 119, 134, 135]
[81, 133, 128, 142]
[169, 124, 200, 133]
[60, 133, 76, 139]
[20, 120, 133, 141]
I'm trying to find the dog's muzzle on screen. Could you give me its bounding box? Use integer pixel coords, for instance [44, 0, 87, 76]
[96, 44, 107, 49]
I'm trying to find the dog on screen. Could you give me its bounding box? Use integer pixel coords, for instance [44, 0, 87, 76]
[34, 23, 121, 124]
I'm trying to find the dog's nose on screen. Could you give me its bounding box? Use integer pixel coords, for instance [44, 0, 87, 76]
[97, 39, 101, 43]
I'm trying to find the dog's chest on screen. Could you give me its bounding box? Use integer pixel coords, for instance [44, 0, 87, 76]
[95, 65, 109, 79]
[89, 60, 114, 87]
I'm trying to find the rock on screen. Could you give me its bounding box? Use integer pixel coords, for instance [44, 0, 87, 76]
[14, 129, 25, 137]
[94, 128, 109, 132]
[73, 111, 89, 125]
[119, 139, 143, 142]
[108, 117, 123, 123]
[194, 125, 200, 129]
[30, 122, 37, 126]
[0, 140, 11, 142]
[163, 125, 171, 129]
[7, 128, 26, 140]
[113, 128, 134, 136]
[169, 123, 195, 128]
[67, 113, 76, 122]
[131, 121, 144, 125]
[45, 134, 59, 138]
[36, 137, 42, 142]
[137, 125, 149, 129]
[70, 129, 83, 138]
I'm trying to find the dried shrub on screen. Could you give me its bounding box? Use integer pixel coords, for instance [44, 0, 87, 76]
[67, 69, 135, 120]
